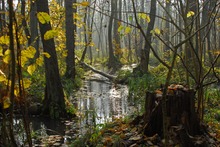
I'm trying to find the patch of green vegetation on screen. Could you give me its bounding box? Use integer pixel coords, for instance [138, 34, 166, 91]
[204, 87, 220, 122]
[115, 69, 132, 83]
[127, 71, 165, 114]
[70, 118, 130, 147]
[62, 64, 85, 95]
[28, 66, 45, 101]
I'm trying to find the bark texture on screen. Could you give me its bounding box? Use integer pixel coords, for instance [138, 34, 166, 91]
[36, 0, 66, 119]
[144, 86, 201, 146]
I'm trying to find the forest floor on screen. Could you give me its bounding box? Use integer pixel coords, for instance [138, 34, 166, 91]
[80, 116, 220, 147]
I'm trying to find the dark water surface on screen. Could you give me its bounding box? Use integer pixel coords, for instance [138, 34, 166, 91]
[26, 74, 132, 145]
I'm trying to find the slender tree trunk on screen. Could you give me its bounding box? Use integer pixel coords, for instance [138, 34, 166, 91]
[113, 1, 121, 59]
[21, 0, 31, 45]
[164, 0, 171, 59]
[81, 6, 88, 62]
[0, 0, 6, 33]
[139, 0, 145, 52]
[8, 0, 17, 145]
[140, 0, 157, 73]
[108, 0, 119, 70]
[65, 0, 76, 80]
[36, 0, 66, 119]
[30, 1, 39, 58]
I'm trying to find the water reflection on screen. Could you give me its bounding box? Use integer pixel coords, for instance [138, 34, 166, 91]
[3, 75, 131, 146]
[76, 78, 129, 126]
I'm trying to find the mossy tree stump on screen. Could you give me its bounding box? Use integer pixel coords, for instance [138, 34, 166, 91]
[144, 85, 201, 138]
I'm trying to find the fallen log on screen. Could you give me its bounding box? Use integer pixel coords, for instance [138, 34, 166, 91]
[76, 56, 117, 81]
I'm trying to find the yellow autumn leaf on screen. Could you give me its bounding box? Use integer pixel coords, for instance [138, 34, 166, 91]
[118, 25, 124, 33]
[138, 13, 146, 19]
[146, 15, 150, 23]
[73, 13, 81, 20]
[88, 42, 95, 47]
[36, 56, 44, 66]
[0, 74, 6, 82]
[37, 12, 51, 24]
[14, 88, 19, 97]
[42, 52, 51, 58]
[3, 49, 11, 64]
[20, 56, 28, 67]
[27, 64, 37, 75]
[23, 78, 31, 89]
[80, 1, 89, 6]
[73, 3, 80, 8]
[21, 46, 36, 59]
[187, 11, 195, 18]
[44, 30, 58, 40]
[0, 35, 9, 45]
[138, 13, 150, 23]
[154, 28, 161, 35]
[0, 46, 3, 56]
[62, 50, 68, 57]
[125, 27, 131, 34]
[0, 69, 6, 82]
[3, 96, 11, 109]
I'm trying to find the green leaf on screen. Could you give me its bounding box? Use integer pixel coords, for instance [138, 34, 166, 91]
[37, 12, 51, 24]
[129, 16, 133, 22]
[44, 30, 58, 40]
[187, 11, 195, 18]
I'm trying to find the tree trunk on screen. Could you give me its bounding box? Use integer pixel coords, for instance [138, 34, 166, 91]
[113, 1, 121, 59]
[21, 0, 31, 45]
[108, 0, 119, 70]
[8, 0, 17, 145]
[140, 0, 156, 73]
[65, 0, 76, 80]
[30, 1, 40, 58]
[0, 0, 6, 33]
[36, 0, 66, 119]
[164, 0, 171, 58]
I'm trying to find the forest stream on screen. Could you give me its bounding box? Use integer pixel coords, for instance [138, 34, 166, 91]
[14, 73, 133, 146]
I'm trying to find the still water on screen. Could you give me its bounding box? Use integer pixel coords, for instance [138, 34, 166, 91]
[27, 73, 131, 145]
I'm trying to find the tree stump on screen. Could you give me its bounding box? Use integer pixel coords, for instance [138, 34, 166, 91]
[144, 85, 201, 137]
